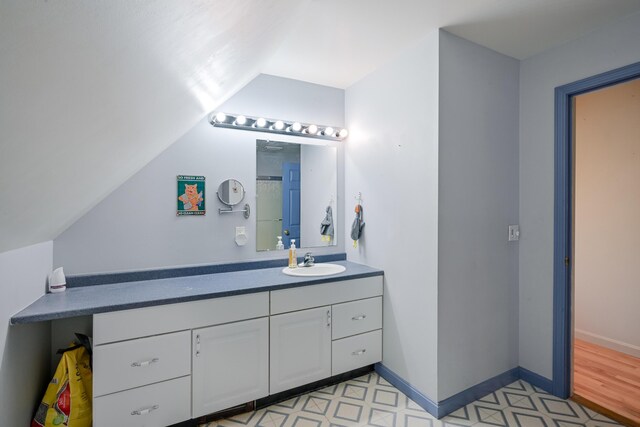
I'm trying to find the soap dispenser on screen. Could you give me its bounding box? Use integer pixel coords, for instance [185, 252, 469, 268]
[288, 239, 297, 268]
[276, 236, 284, 250]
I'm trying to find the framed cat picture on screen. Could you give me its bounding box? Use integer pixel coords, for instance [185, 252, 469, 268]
[177, 175, 205, 215]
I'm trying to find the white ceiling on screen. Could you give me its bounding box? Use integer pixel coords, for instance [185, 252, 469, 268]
[0, 0, 301, 253]
[263, 0, 640, 88]
[2, 0, 640, 254]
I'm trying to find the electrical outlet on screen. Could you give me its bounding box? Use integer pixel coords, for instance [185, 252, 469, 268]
[508, 225, 520, 241]
[235, 226, 246, 237]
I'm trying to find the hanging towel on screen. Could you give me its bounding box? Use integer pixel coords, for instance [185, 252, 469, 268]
[351, 204, 365, 247]
[320, 206, 334, 242]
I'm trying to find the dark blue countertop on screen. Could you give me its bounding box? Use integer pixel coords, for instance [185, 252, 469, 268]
[11, 260, 383, 324]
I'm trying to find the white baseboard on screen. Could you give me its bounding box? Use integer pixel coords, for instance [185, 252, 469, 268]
[575, 329, 640, 358]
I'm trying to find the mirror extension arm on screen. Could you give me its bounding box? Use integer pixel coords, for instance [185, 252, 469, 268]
[218, 203, 250, 219]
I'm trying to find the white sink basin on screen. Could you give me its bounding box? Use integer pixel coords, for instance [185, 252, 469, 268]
[282, 263, 346, 277]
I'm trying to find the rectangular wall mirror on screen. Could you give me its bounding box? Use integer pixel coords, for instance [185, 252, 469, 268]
[256, 139, 337, 251]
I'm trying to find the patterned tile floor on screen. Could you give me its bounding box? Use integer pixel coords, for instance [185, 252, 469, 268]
[203, 372, 621, 427]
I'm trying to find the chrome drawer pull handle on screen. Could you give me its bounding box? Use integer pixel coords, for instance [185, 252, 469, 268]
[131, 357, 159, 367]
[352, 314, 367, 321]
[352, 349, 367, 356]
[131, 404, 159, 415]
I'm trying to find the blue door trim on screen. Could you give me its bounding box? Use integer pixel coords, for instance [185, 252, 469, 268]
[553, 61, 640, 398]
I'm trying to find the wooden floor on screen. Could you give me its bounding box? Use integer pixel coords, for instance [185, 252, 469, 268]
[573, 339, 640, 426]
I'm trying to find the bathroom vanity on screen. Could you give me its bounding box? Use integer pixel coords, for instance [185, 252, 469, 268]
[12, 259, 383, 427]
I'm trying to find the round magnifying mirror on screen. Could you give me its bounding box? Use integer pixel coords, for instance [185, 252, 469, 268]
[217, 179, 245, 206]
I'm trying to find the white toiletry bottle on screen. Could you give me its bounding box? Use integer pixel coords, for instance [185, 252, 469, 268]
[49, 267, 67, 293]
[288, 239, 297, 268]
[276, 236, 284, 250]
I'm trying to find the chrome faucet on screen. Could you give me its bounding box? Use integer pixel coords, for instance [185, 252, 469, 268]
[302, 252, 315, 267]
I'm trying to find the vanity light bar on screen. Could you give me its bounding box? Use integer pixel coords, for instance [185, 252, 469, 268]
[209, 112, 348, 141]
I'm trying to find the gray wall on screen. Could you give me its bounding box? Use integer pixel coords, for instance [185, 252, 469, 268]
[519, 11, 640, 378]
[345, 30, 440, 401]
[54, 74, 345, 274]
[0, 242, 52, 426]
[437, 32, 520, 400]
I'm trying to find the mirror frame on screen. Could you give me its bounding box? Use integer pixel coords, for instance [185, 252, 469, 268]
[216, 178, 246, 206]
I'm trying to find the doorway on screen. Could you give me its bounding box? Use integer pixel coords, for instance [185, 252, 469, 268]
[553, 61, 640, 426]
[571, 78, 640, 425]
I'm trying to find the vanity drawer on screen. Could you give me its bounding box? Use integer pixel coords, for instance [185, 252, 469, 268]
[93, 375, 191, 427]
[94, 331, 191, 396]
[94, 292, 269, 344]
[332, 330, 382, 376]
[332, 297, 382, 340]
[271, 276, 383, 315]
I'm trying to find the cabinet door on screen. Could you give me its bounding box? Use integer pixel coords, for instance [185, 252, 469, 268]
[192, 317, 269, 418]
[270, 306, 332, 394]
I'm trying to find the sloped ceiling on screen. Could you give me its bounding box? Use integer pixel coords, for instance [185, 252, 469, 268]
[0, 0, 301, 253]
[263, 0, 640, 88]
[3, 0, 640, 254]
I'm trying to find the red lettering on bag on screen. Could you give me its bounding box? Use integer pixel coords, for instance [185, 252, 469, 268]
[56, 381, 71, 416]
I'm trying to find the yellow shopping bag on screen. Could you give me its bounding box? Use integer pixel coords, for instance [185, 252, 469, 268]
[31, 343, 92, 427]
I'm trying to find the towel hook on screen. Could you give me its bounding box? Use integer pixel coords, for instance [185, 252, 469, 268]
[355, 192, 362, 204]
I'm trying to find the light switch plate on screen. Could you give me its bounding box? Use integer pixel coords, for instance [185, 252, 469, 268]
[508, 225, 520, 241]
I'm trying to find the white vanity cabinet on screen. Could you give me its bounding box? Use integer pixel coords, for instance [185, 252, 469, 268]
[90, 273, 383, 426]
[270, 306, 332, 394]
[192, 317, 269, 417]
[92, 292, 269, 427]
[270, 276, 384, 392]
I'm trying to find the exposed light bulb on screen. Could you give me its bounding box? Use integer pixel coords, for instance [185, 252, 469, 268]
[212, 113, 339, 141]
